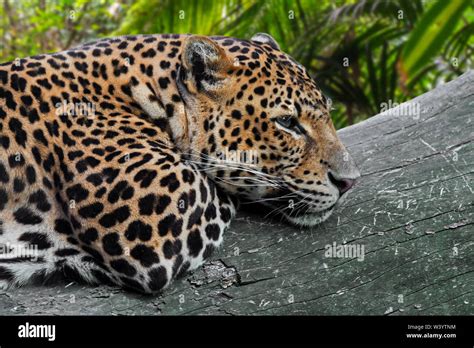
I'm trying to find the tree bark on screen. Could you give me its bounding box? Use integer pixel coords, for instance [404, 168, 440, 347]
[1, 71, 473, 316]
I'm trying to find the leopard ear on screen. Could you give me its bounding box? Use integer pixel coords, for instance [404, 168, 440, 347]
[180, 36, 232, 94]
[251, 33, 280, 50]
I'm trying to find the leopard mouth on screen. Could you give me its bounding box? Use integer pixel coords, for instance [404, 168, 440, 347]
[284, 192, 351, 227]
[241, 188, 342, 227]
[256, 199, 338, 227]
[281, 205, 336, 227]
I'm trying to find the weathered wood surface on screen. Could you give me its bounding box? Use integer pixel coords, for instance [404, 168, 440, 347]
[1, 71, 473, 316]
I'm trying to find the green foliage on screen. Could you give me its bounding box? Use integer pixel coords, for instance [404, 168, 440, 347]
[0, 0, 128, 61]
[1, 0, 472, 129]
[400, 0, 471, 85]
[116, 0, 233, 35]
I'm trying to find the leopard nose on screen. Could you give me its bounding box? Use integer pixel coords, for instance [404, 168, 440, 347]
[328, 172, 356, 195]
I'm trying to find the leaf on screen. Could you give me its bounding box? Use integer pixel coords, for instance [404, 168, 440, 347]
[398, 0, 470, 84]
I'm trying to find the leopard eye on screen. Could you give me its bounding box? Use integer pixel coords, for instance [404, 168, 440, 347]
[274, 116, 305, 135]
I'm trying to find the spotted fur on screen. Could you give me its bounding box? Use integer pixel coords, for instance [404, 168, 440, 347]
[0, 33, 359, 293]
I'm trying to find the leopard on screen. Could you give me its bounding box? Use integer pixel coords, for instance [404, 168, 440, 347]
[0, 33, 360, 294]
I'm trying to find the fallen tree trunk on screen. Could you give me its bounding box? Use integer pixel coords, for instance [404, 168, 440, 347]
[1, 71, 473, 316]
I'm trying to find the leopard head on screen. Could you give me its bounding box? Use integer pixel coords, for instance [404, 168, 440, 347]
[177, 34, 360, 227]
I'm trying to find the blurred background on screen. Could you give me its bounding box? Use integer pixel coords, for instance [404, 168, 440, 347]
[0, 0, 472, 128]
